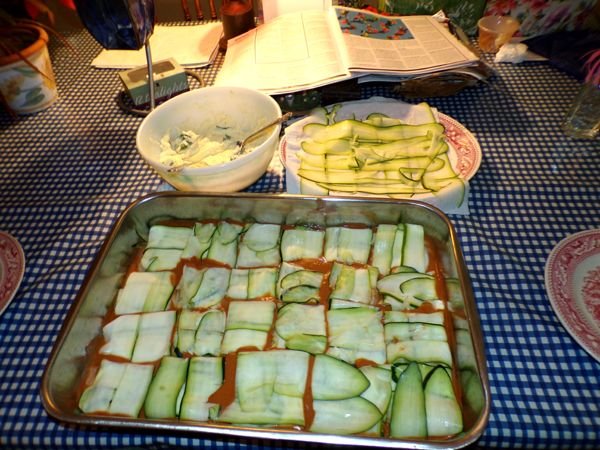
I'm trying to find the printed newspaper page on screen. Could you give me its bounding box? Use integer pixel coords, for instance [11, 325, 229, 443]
[335, 7, 479, 75]
[214, 9, 351, 94]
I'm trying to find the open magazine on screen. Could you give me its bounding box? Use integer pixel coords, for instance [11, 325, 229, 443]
[214, 6, 479, 94]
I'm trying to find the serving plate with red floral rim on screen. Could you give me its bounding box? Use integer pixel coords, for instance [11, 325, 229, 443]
[279, 99, 482, 215]
[280, 112, 481, 181]
[545, 229, 600, 362]
[0, 232, 25, 316]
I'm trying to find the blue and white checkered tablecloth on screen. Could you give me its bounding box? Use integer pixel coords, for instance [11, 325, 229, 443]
[1, 27, 599, 450]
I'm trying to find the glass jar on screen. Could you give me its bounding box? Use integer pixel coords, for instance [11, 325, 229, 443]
[562, 82, 600, 140]
[219, 0, 256, 51]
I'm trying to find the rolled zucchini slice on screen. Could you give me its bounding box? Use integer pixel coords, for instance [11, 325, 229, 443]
[310, 397, 382, 435]
[359, 365, 392, 416]
[384, 310, 445, 325]
[206, 221, 243, 267]
[79, 359, 125, 414]
[446, 277, 465, 310]
[176, 310, 203, 355]
[141, 248, 183, 272]
[131, 310, 176, 363]
[221, 329, 268, 354]
[237, 351, 277, 412]
[325, 226, 372, 264]
[281, 285, 321, 304]
[226, 300, 275, 331]
[377, 270, 439, 309]
[115, 271, 174, 315]
[386, 339, 453, 367]
[389, 361, 426, 438]
[181, 222, 217, 260]
[176, 266, 230, 309]
[176, 310, 225, 356]
[146, 225, 193, 249]
[218, 394, 305, 426]
[280, 269, 323, 292]
[192, 266, 230, 307]
[311, 354, 369, 400]
[227, 268, 249, 299]
[180, 356, 223, 421]
[144, 356, 189, 419]
[401, 277, 438, 301]
[371, 224, 397, 276]
[277, 262, 323, 303]
[377, 271, 434, 297]
[425, 366, 463, 436]
[272, 350, 310, 398]
[78, 359, 153, 418]
[402, 223, 427, 273]
[194, 310, 226, 356]
[384, 311, 451, 366]
[275, 303, 327, 354]
[100, 314, 139, 360]
[218, 350, 308, 426]
[455, 327, 477, 371]
[248, 267, 278, 299]
[221, 300, 276, 353]
[327, 307, 386, 365]
[236, 350, 309, 411]
[228, 268, 279, 299]
[141, 225, 192, 271]
[329, 299, 378, 310]
[329, 263, 378, 306]
[237, 223, 281, 268]
[390, 224, 406, 269]
[280, 226, 325, 261]
[460, 368, 485, 418]
[109, 362, 154, 417]
[384, 322, 447, 343]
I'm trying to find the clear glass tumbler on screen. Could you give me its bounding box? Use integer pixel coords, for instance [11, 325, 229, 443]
[562, 82, 600, 139]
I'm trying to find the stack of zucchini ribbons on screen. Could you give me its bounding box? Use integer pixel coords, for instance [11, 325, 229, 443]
[294, 103, 466, 209]
[78, 219, 483, 440]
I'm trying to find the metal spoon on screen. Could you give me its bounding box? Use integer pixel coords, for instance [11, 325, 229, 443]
[167, 112, 292, 173]
[234, 111, 293, 155]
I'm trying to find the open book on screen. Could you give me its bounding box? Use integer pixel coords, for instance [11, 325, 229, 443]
[214, 6, 479, 94]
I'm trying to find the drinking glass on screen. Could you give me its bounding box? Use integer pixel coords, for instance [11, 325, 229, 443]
[74, 0, 157, 109]
[477, 16, 519, 53]
[562, 82, 600, 140]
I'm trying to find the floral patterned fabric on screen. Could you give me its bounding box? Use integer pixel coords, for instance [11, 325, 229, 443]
[340, 0, 597, 37]
[377, 0, 487, 35]
[484, 0, 597, 37]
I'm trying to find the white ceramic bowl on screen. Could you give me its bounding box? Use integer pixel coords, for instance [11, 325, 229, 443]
[136, 86, 282, 192]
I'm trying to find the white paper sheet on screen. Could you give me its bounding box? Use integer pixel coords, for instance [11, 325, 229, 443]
[262, 0, 331, 23]
[91, 24, 222, 69]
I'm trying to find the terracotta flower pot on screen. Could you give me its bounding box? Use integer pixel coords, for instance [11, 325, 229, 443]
[0, 26, 58, 114]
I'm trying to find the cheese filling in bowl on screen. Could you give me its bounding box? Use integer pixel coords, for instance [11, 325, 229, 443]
[159, 114, 259, 169]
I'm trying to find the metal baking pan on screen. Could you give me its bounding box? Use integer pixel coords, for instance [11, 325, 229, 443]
[41, 192, 490, 449]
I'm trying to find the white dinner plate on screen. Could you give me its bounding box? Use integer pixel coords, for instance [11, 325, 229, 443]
[0, 231, 25, 316]
[545, 229, 600, 362]
[279, 99, 482, 211]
